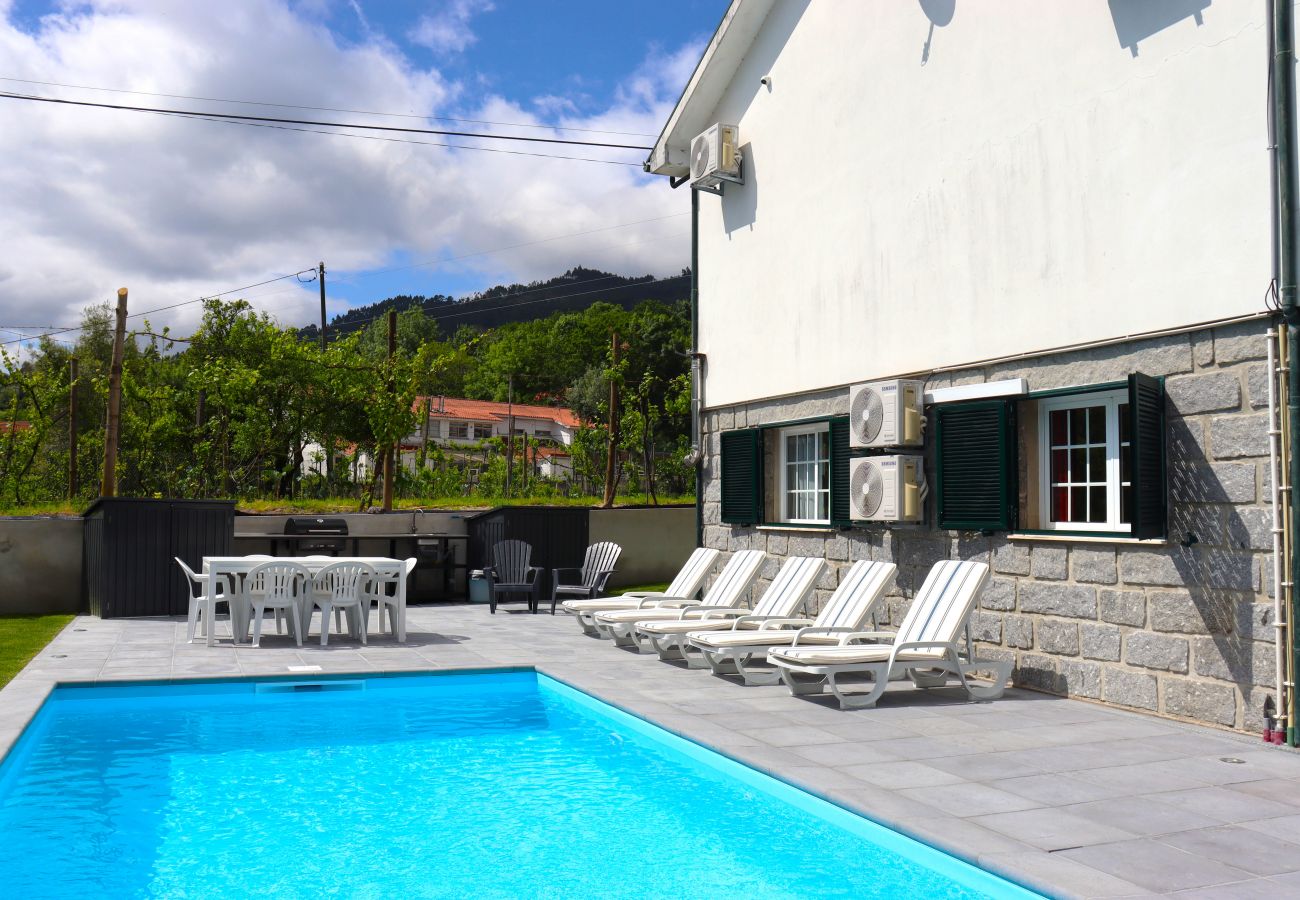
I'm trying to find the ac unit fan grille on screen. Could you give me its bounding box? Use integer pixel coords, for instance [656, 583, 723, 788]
[851, 387, 885, 445]
[852, 460, 884, 519]
[691, 136, 711, 181]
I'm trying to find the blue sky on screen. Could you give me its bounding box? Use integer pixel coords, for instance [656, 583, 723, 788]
[0, 0, 725, 338]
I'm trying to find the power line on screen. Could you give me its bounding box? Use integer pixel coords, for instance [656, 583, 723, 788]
[0, 91, 653, 150]
[148, 106, 642, 166]
[0, 270, 317, 348]
[0, 212, 688, 349]
[0, 75, 658, 138]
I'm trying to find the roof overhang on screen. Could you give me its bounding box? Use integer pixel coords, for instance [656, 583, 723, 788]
[644, 0, 776, 179]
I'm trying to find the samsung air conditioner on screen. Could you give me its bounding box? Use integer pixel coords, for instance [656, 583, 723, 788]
[690, 124, 741, 193]
[849, 455, 925, 523]
[848, 379, 925, 448]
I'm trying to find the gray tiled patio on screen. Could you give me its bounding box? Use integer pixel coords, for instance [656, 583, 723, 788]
[4, 604, 1300, 899]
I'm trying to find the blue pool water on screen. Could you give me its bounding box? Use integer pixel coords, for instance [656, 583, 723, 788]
[0, 672, 1040, 899]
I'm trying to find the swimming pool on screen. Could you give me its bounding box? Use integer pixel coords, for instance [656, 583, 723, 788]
[0, 671, 1040, 899]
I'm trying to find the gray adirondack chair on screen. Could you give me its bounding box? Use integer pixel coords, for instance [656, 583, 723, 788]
[550, 542, 623, 614]
[485, 540, 544, 614]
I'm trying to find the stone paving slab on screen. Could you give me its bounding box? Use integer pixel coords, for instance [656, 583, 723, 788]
[3, 604, 1300, 899]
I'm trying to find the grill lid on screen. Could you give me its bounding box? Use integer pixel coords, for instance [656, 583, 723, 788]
[285, 517, 349, 535]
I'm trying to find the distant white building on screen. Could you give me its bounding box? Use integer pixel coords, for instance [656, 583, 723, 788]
[406, 396, 580, 448]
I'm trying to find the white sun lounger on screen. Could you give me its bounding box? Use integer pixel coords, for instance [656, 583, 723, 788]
[687, 559, 897, 685]
[592, 549, 767, 649]
[634, 556, 826, 666]
[561, 547, 720, 635]
[768, 559, 1011, 709]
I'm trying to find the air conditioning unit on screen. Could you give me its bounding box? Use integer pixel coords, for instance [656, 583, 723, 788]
[848, 379, 925, 448]
[849, 455, 925, 523]
[690, 124, 741, 193]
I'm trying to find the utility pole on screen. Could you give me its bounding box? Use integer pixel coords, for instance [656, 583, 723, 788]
[505, 374, 515, 499]
[67, 357, 78, 501]
[319, 261, 334, 491]
[101, 288, 127, 497]
[602, 331, 620, 508]
[382, 309, 396, 512]
[318, 262, 327, 350]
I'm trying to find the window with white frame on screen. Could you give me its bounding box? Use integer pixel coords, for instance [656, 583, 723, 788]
[473, 423, 493, 439]
[779, 423, 830, 524]
[1038, 389, 1132, 532]
[449, 422, 469, 439]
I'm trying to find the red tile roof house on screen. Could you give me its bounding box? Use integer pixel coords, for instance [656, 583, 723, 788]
[406, 397, 581, 448]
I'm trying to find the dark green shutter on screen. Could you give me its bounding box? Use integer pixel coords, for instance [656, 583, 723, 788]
[720, 429, 762, 524]
[829, 416, 851, 526]
[935, 400, 1017, 531]
[1128, 373, 1167, 540]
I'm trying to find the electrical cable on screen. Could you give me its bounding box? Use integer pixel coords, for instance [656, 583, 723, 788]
[144, 107, 642, 166]
[0, 75, 658, 138]
[1, 211, 686, 349]
[0, 91, 652, 150]
[0, 270, 317, 347]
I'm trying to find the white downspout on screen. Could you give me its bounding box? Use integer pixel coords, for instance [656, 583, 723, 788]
[1268, 324, 1289, 735]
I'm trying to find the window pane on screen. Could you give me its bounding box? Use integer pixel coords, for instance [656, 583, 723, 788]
[1118, 403, 1131, 444]
[1070, 448, 1086, 482]
[1089, 486, 1107, 523]
[1053, 486, 1069, 521]
[1071, 486, 1087, 522]
[1052, 449, 1068, 482]
[1121, 484, 1133, 524]
[1069, 408, 1086, 443]
[1120, 444, 1132, 483]
[1088, 446, 1105, 482]
[1050, 410, 1067, 444]
[1088, 406, 1105, 443]
[817, 493, 828, 519]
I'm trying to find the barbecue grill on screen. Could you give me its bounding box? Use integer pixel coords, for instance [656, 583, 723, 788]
[283, 517, 348, 555]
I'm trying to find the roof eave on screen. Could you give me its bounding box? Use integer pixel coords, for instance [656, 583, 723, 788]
[644, 0, 777, 179]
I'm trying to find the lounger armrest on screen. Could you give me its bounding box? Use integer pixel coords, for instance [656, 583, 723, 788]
[756, 617, 815, 631]
[525, 566, 543, 584]
[840, 630, 898, 645]
[482, 566, 498, 584]
[648, 596, 696, 609]
[676, 604, 738, 620]
[722, 612, 776, 628]
[552, 566, 582, 581]
[790, 625, 854, 645]
[888, 640, 962, 664]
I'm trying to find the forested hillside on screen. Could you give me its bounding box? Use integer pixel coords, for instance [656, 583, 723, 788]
[301, 267, 691, 342]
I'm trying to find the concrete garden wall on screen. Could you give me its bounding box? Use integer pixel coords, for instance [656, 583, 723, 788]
[0, 517, 83, 615]
[589, 506, 695, 589]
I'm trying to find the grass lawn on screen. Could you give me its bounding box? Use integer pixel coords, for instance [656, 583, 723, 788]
[612, 583, 669, 595]
[0, 615, 75, 688]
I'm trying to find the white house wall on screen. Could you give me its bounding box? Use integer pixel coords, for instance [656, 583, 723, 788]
[696, 0, 1270, 408]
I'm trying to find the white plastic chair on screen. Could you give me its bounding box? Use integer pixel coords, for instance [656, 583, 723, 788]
[302, 555, 346, 632]
[306, 561, 377, 646]
[177, 557, 228, 643]
[375, 558, 417, 639]
[245, 561, 307, 648]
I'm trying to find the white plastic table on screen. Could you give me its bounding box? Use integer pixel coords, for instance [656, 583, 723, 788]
[201, 556, 409, 647]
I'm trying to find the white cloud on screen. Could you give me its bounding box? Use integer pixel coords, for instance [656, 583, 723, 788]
[0, 1, 701, 342]
[408, 0, 494, 54]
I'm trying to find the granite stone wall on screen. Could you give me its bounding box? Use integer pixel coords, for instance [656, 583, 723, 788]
[699, 318, 1281, 732]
